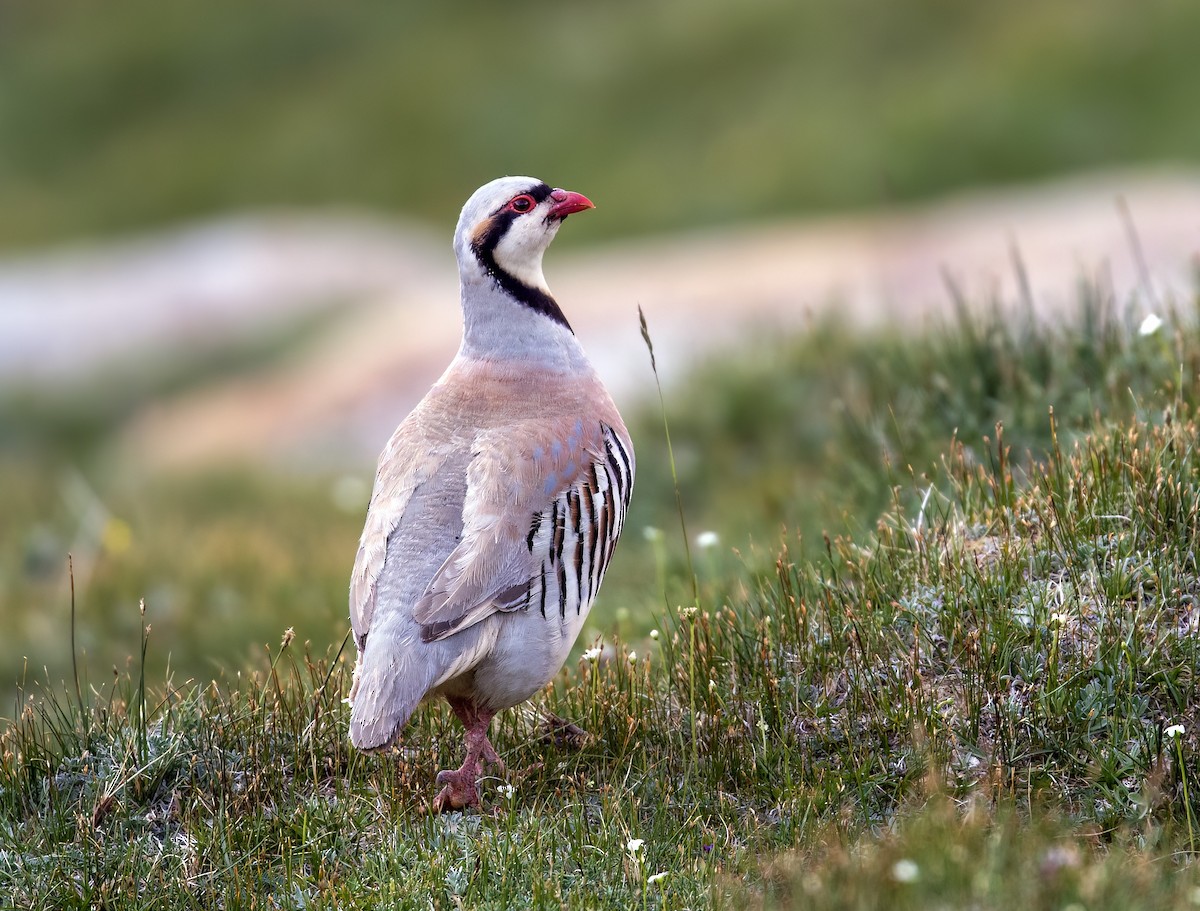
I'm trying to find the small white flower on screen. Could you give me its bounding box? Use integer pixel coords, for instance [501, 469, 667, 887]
[1139, 313, 1163, 336]
[696, 531, 720, 549]
[891, 859, 920, 883]
[708, 679, 717, 692]
[647, 871, 668, 886]
[628, 651, 637, 663]
[582, 645, 602, 663]
[498, 784, 515, 799]
[626, 838, 645, 855]
[642, 526, 663, 542]
[679, 606, 699, 620]
[1165, 724, 1186, 739]
[650, 629, 660, 640]
[1049, 612, 1069, 627]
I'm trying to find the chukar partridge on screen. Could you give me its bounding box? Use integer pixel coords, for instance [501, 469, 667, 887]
[347, 176, 634, 811]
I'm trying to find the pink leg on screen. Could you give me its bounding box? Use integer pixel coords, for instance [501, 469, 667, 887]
[432, 697, 503, 812]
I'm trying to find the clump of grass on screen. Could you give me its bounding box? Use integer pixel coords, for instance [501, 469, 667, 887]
[632, 285, 1200, 551]
[1, 630, 360, 909]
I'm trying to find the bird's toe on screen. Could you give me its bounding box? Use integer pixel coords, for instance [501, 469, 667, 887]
[433, 769, 482, 812]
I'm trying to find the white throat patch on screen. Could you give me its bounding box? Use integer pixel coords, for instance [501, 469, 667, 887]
[491, 218, 557, 294]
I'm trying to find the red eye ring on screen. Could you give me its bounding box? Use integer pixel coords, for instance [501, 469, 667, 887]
[508, 194, 536, 214]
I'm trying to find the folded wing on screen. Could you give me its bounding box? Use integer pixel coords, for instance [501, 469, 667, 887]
[413, 419, 634, 641]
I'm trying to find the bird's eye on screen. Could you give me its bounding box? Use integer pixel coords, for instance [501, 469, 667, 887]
[508, 195, 536, 214]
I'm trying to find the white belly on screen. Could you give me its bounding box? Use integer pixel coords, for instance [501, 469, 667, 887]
[468, 604, 590, 711]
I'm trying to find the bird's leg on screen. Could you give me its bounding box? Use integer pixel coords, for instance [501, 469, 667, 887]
[448, 697, 505, 773]
[432, 698, 501, 812]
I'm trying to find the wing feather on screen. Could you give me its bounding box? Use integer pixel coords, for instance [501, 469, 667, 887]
[348, 423, 448, 648]
[413, 421, 632, 641]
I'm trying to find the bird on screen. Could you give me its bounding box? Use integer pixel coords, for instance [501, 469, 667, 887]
[346, 176, 634, 812]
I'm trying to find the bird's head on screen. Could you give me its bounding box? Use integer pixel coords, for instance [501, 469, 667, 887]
[453, 176, 594, 308]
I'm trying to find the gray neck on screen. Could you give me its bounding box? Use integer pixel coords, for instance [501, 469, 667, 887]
[457, 272, 592, 372]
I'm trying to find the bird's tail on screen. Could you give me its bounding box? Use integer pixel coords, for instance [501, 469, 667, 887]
[347, 616, 492, 750]
[347, 621, 441, 750]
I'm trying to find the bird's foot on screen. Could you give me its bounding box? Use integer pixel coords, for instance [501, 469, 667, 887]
[432, 766, 482, 813]
[433, 698, 504, 812]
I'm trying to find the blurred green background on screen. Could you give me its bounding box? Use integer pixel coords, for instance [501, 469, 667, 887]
[3, 0, 1199, 249]
[2, 0, 1200, 702]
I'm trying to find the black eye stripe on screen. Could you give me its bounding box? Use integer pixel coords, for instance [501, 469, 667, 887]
[503, 182, 552, 213]
[525, 183, 553, 205]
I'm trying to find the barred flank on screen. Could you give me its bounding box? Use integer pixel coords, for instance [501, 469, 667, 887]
[531, 424, 633, 621]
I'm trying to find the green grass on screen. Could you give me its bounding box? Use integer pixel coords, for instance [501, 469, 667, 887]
[2, 0, 1200, 249]
[634, 287, 1200, 549]
[755, 798, 1200, 910]
[2, 285, 1199, 906]
[0, 465, 362, 710]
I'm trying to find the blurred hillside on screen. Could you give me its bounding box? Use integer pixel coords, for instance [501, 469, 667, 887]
[3, 169, 1198, 471]
[2, 0, 1200, 250]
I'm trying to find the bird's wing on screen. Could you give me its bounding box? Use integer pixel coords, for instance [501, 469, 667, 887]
[349, 420, 450, 649]
[412, 417, 634, 642]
